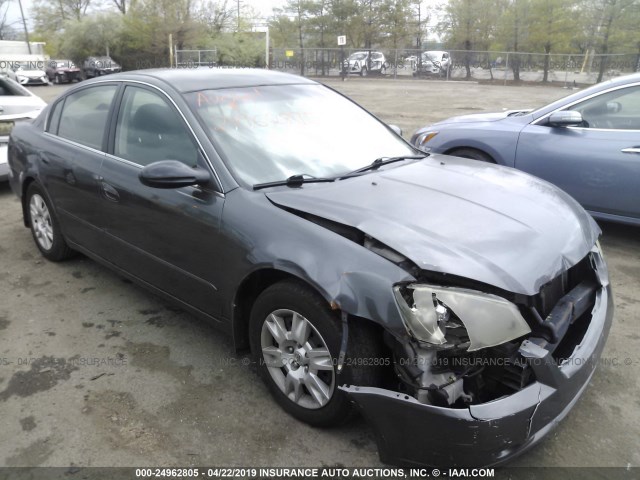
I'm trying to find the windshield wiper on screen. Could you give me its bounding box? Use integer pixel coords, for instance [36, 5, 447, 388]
[339, 155, 426, 179]
[253, 174, 335, 190]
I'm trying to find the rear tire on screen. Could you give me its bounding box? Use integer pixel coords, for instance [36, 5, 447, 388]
[448, 148, 495, 163]
[249, 279, 380, 427]
[26, 183, 74, 261]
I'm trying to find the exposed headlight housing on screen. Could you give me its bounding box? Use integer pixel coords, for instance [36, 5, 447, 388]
[393, 284, 531, 351]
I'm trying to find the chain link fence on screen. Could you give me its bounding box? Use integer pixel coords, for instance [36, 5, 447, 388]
[267, 48, 640, 86]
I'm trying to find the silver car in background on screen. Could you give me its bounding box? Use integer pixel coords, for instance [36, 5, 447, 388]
[412, 72, 640, 226]
[0, 76, 46, 180]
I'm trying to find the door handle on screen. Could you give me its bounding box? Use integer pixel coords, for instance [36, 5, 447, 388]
[621, 147, 640, 154]
[101, 181, 120, 202]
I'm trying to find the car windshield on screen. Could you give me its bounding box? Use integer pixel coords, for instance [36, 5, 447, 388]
[55, 60, 71, 68]
[422, 53, 438, 62]
[349, 53, 367, 60]
[186, 84, 415, 186]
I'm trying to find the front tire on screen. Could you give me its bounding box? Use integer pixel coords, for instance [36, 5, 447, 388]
[249, 280, 378, 427]
[26, 183, 74, 261]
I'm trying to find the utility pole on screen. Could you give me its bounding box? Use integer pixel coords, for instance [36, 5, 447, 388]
[237, 0, 242, 31]
[17, 0, 32, 54]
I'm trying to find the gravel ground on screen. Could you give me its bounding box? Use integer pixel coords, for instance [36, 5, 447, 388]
[0, 79, 638, 474]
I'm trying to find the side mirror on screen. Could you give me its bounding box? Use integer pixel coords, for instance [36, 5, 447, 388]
[139, 160, 210, 189]
[389, 124, 403, 136]
[607, 101, 622, 113]
[548, 111, 583, 128]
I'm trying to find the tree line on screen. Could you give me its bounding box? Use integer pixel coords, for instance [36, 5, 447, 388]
[0, 0, 637, 82]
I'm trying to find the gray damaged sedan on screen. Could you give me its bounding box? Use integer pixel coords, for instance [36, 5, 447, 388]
[8, 69, 612, 467]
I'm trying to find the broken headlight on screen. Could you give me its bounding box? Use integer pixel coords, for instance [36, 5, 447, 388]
[393, 284, 531, 352]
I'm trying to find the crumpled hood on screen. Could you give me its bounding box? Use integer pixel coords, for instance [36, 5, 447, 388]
[433, 110, 532, 125]
[266, 155, 599, 296]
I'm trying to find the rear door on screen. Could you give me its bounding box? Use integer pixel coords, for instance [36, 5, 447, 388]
[40, 83, 119, 252]
[97, 83, 225, 316]
[515, 83, 640, 220]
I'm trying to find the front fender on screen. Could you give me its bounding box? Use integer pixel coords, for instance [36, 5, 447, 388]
[221, 188, 414, 336]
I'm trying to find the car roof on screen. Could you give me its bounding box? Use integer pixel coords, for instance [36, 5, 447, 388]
[79, 68, 318, 93]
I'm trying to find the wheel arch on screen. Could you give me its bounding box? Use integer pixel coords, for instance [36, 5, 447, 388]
[444, 146, 497, 163]
[438, 135, 516, 166]
[231, 268, 335, 351]
[21, 176, 38, 227]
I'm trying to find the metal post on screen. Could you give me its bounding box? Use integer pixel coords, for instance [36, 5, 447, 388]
[394, 49, 398, 79]
[169, 34, 173, 68]
[504, 53, 509, 86]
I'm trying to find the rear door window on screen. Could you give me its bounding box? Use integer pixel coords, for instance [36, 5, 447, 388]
[57, 85, 118, 149]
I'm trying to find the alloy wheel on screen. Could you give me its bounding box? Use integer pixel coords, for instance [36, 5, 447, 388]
[260, 309, 335, 409]
[29, 194, 54, 251]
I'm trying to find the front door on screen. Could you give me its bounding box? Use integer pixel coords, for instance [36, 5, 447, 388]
[516, 83, 640, 220]
[98, 84, 225, 317]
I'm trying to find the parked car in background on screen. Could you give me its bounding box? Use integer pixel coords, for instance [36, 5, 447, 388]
[82, 56, 122, 78]
[414, 51, 451, 77]
[10, 62, 49, 85]
[7, 68, 612, 467]
[46, 60, 81, 84]
[0, 66, 18, 82]
[412, 72, 640, 226]
[0, 76, 46, 180]
[343, 51, 387, 76]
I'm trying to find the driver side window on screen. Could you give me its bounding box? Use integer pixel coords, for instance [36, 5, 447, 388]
[114, 86, 199, 167]
[567, 85, 640, 130]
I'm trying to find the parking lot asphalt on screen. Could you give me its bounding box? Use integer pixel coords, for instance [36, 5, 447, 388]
[0, 79, 638, 471]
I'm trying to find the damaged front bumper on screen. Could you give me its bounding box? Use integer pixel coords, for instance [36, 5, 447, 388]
[341, 283, 613, 468]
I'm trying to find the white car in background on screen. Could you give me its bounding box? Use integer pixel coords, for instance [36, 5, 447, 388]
[343, 51, 388, 76]
[11, 62, 49, 85]
[0, 76, 47, 181]
[414, 50, 452, 77]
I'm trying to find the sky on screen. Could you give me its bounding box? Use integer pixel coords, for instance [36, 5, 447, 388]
[4, 0, 442, 35]
[3, 0, 284, 26]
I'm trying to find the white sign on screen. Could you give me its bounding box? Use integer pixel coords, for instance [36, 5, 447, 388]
[337, 35, 346, 46]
